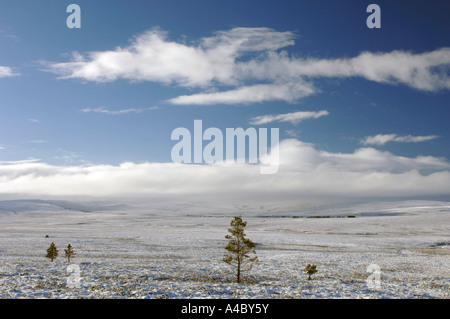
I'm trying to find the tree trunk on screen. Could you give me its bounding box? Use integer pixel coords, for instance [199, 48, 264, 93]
[237, 261, 241, 283]
[236, 237, 241, 283]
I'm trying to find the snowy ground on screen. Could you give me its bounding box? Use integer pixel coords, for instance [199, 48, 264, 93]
[0, 199, 448, 299]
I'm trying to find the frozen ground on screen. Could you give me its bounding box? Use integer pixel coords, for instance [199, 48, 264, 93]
[0, 199, 448, 299]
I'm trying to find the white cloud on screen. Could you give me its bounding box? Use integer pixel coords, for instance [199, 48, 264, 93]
[249, 110, 329, 125]
[0, 30, 20, 42]
[351, 49, 450, 91]
[47, 27, 295, 88]
[0, 139, 449, 202]
[0, 66, 18, 78]
[0, 159, 40, 165]
[81, 106, 156, 115]
[53, 148, 81, 165]
[168, 82, 315, 105]
[241, 48, 450, 91]
[45, 27, 450, 105]
[393, 135, 440, 143]
[362, 134, 440, 146]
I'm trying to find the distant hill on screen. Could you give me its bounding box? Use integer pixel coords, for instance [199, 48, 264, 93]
[0, 199, 132, 214]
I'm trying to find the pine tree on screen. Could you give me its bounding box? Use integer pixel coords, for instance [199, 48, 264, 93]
[46, 242, 59, 262]
[304, 264, 318, 280]
[223, 216, 258, 283]
[64, 244, 75, 263]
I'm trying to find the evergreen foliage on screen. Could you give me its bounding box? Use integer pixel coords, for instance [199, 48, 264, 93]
[304, 264, 318, 280]
[64, 244, 75, 263]
[46, 242, 58, 262]
[223, 216, 258, 283]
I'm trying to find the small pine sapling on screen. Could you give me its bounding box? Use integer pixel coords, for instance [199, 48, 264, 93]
[64, 244, 76, 263]
[304, 264, 318, 280]
[223, 216, 258, 283]
[46, 242, 59, 262]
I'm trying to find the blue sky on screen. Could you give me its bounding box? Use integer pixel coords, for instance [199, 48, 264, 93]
[0, 0, 449, 204]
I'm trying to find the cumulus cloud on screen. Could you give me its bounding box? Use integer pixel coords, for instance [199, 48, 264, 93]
[362, 134, 440, 146]
[44, 27, 450, 105]
[249, 110, 329, 125]
[0, 65, 18, 78]
[1, 139, 449, 202]
[47, 27, 295, 88]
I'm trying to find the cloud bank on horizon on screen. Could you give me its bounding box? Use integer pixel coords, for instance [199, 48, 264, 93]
[1, 139, 449, 202]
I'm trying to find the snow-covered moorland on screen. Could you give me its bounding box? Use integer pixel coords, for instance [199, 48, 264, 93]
[0, 199, 448, 299]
